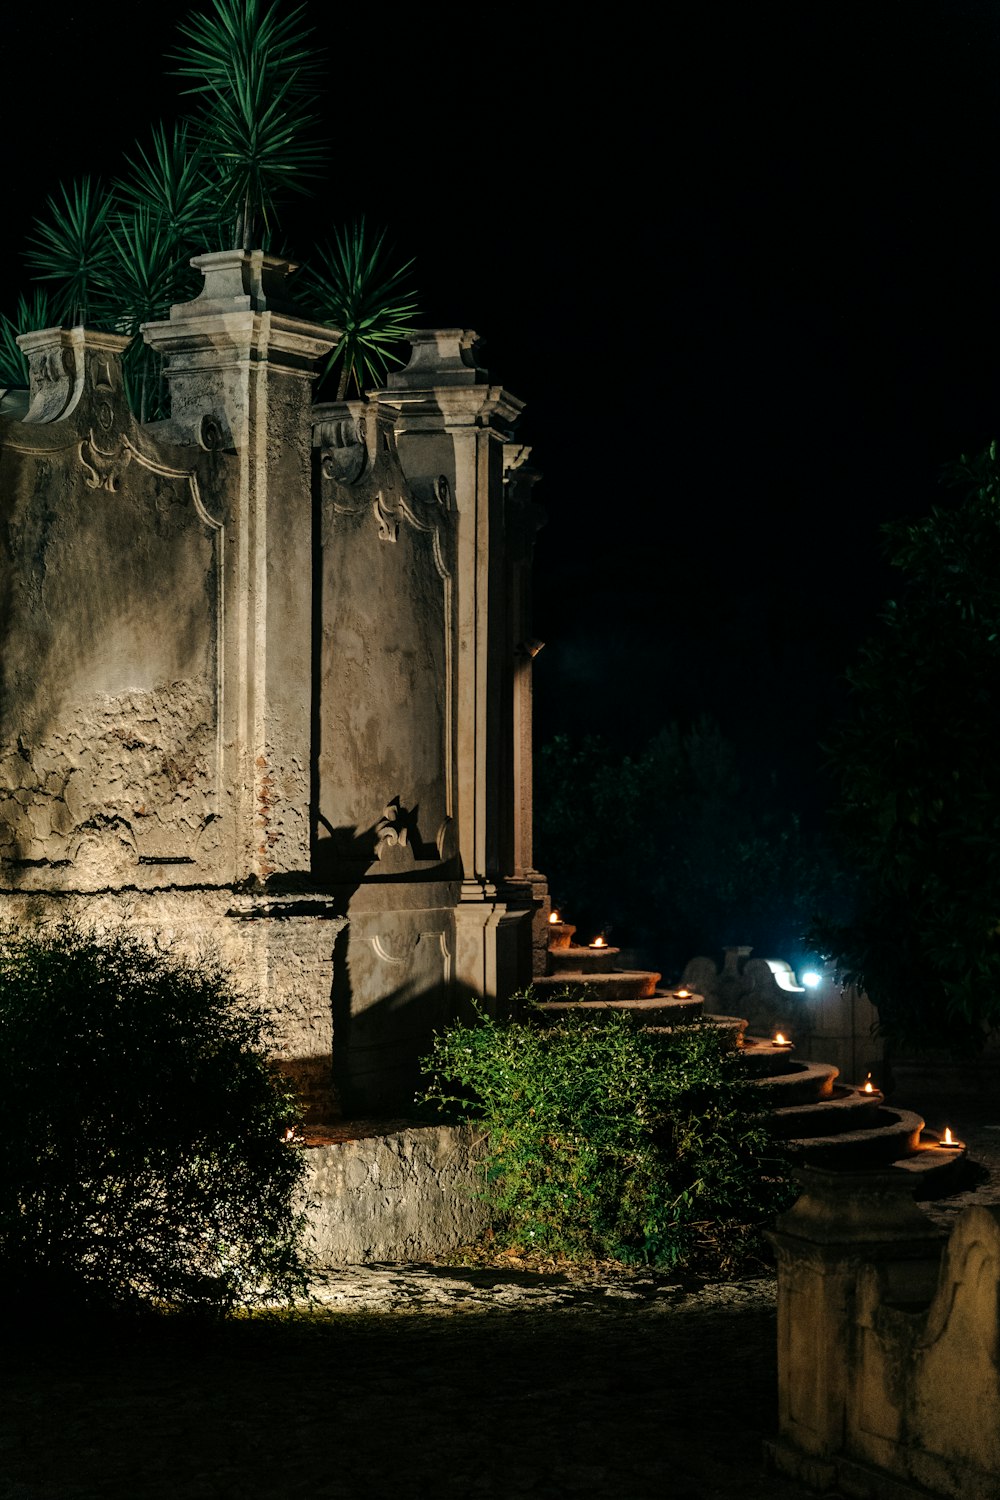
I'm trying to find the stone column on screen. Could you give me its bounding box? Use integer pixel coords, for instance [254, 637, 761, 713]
[766, 1167, 944, 1487]
[502, 444, 551, 976]
[382, 331, 530, 1009]
[143, 251, 339, 884]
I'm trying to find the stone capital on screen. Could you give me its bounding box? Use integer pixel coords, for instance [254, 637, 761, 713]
[16, 327, 131, 426]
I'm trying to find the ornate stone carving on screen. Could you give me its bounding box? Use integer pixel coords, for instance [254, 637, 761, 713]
[79, 431, 132, 492]
[374, 800, 409, 859]
[373, 493, 399, 542]
[197, 414, 224, 452]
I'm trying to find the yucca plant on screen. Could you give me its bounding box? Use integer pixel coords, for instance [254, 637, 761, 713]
[302, 219, 420, 399]
[26, 178, 116, 327]
[99, 207, 204, 420]
[172, 0, 327, 251]
[5, 1, 418, 421]
[117, 120, 219, 241]
[0, 289, 55, 390]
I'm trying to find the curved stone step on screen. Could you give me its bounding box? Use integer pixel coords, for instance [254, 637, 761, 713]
[893, 1129, 970, 1192]
[532, 970, 662, 1002]
[788, 1106, 925, 1167]
[753, 1059, 840, 1104]
[770, 1086, 883, 1138]
[740, 1037, 808, 1078]
[548, 944, 623, 976]
[643, 1014, 749, 1045]
[532, 992, 705, 1024]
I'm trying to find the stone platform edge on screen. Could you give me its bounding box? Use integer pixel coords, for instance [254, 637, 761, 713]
[297, 1121, 489, 1266]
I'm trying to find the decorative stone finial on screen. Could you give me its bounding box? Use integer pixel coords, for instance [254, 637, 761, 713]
[387, 329, 488, 389]
[170, 249, 303, 319]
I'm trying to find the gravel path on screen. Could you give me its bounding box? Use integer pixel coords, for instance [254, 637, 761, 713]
[4, 1111, 998, 1500]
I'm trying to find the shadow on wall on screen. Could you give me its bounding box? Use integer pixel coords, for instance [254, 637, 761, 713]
[329, 922, 460, 1119]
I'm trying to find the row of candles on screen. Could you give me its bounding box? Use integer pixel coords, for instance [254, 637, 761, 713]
[771, 1033, 962, 1150]
[549, 909, 611, 949]
[549, 911, 962, 1150]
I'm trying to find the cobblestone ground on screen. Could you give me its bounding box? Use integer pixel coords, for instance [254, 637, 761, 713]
[3, 1110, 999, 1500]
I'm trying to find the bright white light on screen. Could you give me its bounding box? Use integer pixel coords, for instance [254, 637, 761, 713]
[764, 959, 805, 993]
[801, 970, 823, 989]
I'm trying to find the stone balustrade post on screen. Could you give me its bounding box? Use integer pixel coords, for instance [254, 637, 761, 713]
[766, 1166, 944, 1488]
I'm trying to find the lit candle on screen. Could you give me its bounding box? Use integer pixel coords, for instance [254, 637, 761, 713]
[938, 1126, 962, 1151]
[674, 988, 691, 999]
[549, 910, 561, 924]
[589, 935, 607, 949]
[773, 1032, 793, 1049]
[862, 1074, 875, 1094]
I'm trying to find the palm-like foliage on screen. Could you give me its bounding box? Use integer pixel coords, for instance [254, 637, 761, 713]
[26, 178, 116, 326]
[98, 207, 204, 420]
[7, 5, 416, 422]
[172, 0, 327, 250]
[0, 290, 55, 389]
[302, 220, 420, 400]
[117, 121, 219, 241]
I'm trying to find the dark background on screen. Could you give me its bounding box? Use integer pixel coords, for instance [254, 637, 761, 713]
[4, 1, 1000, 828]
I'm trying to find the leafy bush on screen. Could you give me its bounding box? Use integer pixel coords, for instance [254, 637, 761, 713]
[419, 1005, 792, 1270]
[0, 923, 308, 1314]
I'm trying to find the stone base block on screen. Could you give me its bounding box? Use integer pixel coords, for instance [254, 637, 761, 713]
[299, 1122, 488, 1265]
[764, 1437, 990, 1500]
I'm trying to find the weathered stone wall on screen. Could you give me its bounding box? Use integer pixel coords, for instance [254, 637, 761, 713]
[0, 255, 546, 1125]
[0, 329, 228, 885]
[300, 1123, 487, 1264]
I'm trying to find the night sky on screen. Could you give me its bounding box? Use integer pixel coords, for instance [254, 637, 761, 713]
[4, 1, 1000, 825]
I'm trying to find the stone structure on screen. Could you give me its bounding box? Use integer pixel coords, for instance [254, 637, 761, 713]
[767, 1168, 1000, 1499]
[0, 251, 547, 1119]
[300, 1121, 488, 1264]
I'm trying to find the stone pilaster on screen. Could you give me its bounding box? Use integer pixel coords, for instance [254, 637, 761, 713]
[380, 332, 530, 1008]
[143, 252, 339, 883]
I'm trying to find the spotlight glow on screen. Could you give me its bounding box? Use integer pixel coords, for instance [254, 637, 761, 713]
[801, 970, 822, 988]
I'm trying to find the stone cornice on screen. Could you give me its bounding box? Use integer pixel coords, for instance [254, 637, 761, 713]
[377, 384, 524, 433]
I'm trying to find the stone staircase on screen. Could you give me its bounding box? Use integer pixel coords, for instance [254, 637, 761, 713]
[531, 920, 965, 1186]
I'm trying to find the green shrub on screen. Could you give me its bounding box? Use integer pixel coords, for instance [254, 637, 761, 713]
[0, 923, 308, 1314]
[419, 1004, 792, 1270]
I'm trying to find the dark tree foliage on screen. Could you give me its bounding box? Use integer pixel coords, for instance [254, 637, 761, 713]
[815, 443, 1000, 1053]
[537, 718, 845, 977]
[0, 924, 308, 1313]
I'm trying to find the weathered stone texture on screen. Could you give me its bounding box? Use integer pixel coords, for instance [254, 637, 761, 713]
[300, 1123, 487, 1264]
[0, 357, 223, 884]
[768, 1170, 1000, 1500]
[0, 255, 547, 1130]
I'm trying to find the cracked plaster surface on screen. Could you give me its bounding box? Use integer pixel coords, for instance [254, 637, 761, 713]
[0, 683, 217, 871]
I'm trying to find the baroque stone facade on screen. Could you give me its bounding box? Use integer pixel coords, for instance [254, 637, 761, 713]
[0, 250, 548, 1118]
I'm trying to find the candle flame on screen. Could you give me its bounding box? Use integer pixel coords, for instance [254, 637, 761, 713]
[774, 1032, 787, 1046]
[675, 988, 691, 998]
[943, 1126, 954, 1146]
[590, 935, 606, 948]
[549, 910, 560, 924]
[863, 1073, 874, 1094]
